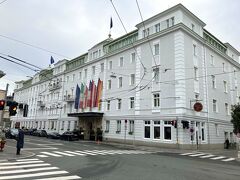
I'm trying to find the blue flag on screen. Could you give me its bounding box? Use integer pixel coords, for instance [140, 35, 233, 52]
[50, 56, 55, 64]
[74, 84, 80, 109]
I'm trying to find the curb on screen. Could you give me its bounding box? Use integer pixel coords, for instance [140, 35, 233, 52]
[0, 150, 36, 162]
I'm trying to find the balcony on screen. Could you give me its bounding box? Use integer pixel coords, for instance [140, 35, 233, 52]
[64, 95, 74, 102]
[49, 82, 62, 91]
[37, 101, 45, 107]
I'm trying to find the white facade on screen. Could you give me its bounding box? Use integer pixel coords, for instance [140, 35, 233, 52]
[12, 4, 240, 149]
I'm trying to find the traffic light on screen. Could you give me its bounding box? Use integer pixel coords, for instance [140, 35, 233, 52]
[171, 120, 177, 128]
[9, 101, 18, 116]
[0, 100, 5, 110]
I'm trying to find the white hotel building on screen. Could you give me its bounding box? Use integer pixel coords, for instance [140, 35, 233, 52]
[12, 4, 240, 149]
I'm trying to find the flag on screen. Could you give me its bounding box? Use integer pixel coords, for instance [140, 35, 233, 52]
[74, 84, 80, 109]
[50, 56, 55, 64]
[94, 78, 103, 109]
[89, 80, 95, 109]
[79, 83, 85, 109]
[84, 86, 88, 109]
[110, 17, 113, 29]
[98, 79, 103, 109]
[94, 79, 100, 107]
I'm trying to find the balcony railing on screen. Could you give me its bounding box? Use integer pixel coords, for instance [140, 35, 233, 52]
[49, 82, 62, 91]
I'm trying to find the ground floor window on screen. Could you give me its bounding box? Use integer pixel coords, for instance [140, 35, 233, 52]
[105, 120, 110, 133]
[154, 121, 160, 139]
[61, 121, 65, 130]
[116, 120, 121, 133]
[43, 121, 46, 129]
[164, 121, 172, 140]
[201, 122, 205, 141]
[129, 120, 134, 134]
[67, 121, 71, 130]
[144, 121, 151, 138]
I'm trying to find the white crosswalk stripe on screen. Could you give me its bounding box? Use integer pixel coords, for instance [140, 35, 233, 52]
[0, 158, 81, 179]
[180, 152, 236, 162]
[37, 149, 152, 158]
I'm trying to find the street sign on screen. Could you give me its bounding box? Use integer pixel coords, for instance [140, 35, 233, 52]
[193, 102, 203, 112]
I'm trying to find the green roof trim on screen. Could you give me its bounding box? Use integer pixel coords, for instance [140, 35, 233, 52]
[66, 53, 87, 71]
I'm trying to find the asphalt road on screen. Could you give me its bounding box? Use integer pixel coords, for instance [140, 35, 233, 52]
[1, 136, 240, 180]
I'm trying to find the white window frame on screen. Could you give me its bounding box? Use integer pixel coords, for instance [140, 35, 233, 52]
[153, 120, 161, 140]
[193, 44, 197, 56]
[155, 23, 160, 33]
[213, 99, 217, 112]
[108, 80, 112, 90]
[129, 120, 134, 133]
[215, 124, 219, 136]
[225, 103, 229, 115]
[153, 93, 160, 108]
[130, 74, 135, 85]
[100, 63, 104, 72]
[129, 97, 135, 109]
[194, 66, 199, 81]
[154, 43, 160, 55]
[119, 57, 124, 67]
[92, 66, 95, 76]
[84, 69, 87, 78]
[144, 120, 151, 139]
[118, 77, 123, 88]
[116, 120, 121, 133]
[105, 120, 110, 132]
[131, 52, 136, 63]
[210, 55, 214, 65]
[107, 100, 110, 111]
[79, 72, 82, 80]
[212, 75, 216, 89]
[201, 122, 206, 141]
[153, 67, 159, 82]
[117, 99, 122, 110]
[108, 61, 112, 70]
[163, 121, 172, 141]
[223, 80, 228, 93]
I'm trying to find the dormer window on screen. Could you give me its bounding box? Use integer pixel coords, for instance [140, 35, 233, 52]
[191, 24, 195, 31]
[155, 23, 160, 33]
[143, 28, 149, 38]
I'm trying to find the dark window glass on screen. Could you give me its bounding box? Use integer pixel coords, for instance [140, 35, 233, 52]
[164, 127, 171, 140]
[144, 126, 150, 138]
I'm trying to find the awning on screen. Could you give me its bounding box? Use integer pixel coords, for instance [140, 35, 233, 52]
[67, 112, 104, 118]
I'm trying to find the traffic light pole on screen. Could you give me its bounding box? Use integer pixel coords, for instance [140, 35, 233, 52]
[0, 83, 9, 128]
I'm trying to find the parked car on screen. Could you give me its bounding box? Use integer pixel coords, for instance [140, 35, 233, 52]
[60, 131, 79, 141]
[25, 128, 37, 135]
[32, 130, 47, 137]
[47, 132, 61, 139]
[5, 128, 19, 139]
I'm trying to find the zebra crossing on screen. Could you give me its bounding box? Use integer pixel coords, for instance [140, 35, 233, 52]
[0, 158, 81, 180]
[180, 152, 236, 162]
[36, 149, 152, 158]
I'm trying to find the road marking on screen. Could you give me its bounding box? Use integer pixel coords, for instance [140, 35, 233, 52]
[0, 170, 68, 179]
[210, 156, 226, 160]
[84, 150, 108, 155]
[16, 158, 39, 161]
[37, 155, 49, 158]
[199, 154, 215, 158]
[221, 158, 235, 162]
[35, 175, 82, 180]
[24, 147, 58, 150]
[0, 163, 51, 169]
[0, 167, 59, 175]
[41, 152, 62, 157]
[189, 153, 206, 157]
[180, 152, 195, 156]
[0, 161, 44, 166]
[36, 143, 63, 146]
[52, 151, 75, 157]
[75, 151, 98, 155]
[64, 151, 87, 156]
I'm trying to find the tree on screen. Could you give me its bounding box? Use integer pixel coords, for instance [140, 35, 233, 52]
[231, 104, 240, 134]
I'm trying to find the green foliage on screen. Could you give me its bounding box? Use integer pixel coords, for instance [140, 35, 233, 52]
[231, 104, 240, 134]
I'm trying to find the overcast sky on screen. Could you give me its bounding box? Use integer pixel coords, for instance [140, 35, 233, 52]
[0, 0, 239, 95]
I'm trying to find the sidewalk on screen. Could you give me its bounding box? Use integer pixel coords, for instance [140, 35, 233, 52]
[0, 145, 35, 161]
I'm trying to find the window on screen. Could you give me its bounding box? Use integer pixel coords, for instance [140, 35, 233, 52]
[153, 67, 159, 82]
[213, 99, 217, 112]
[201, 122, 205, 141]
[116, 120, 121, 133]
[212, 75, 216, 88]
[222, 63, 225, 72]
[67, 121, 71, 130]
[66, 76, 69, 82]
[193, 44, 197, 56]
[166, 19, 169, 28]
[215, 124, 219, 136]
[210, 55, 214, 65]
[164, 121, 172, 140]
[105, 120, 110, 132]
[154, 121, 161, 139]
[130, 97, 135, 109]
[108, 80, 112, 90]
[223, 81, 228, 93]
[129, 120, 134, 133]
[61, 121, 65, 130]
[143, 28, 149, 37]
[119, 57, 124, 67]
[130, 74, 135, 85]
[155, 23, 160, 32]
[79, 72, 82, 80]
[72, 74, 75, 81]
[194, 67, 198, 80]
[101, 63, 104, 72]
[74, 121, 77, 129]
[107, 100, 110, 111]
[117, 99, 122, 110]
[191, 23, 195, 31]
[43, 121, 46, 129]
[118, 77, 123, 88]
[109, 61, 112, 70]
[154, 43, 160, 55]
[225, 103, 229, 115]
[92, 66, 95, 75]
[153, 93, 160, 107]
[171, 17, 174, 26]
[131, 53, 136, 63]
[144, 121, 151, 138]
[84, 69, 87, 78]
